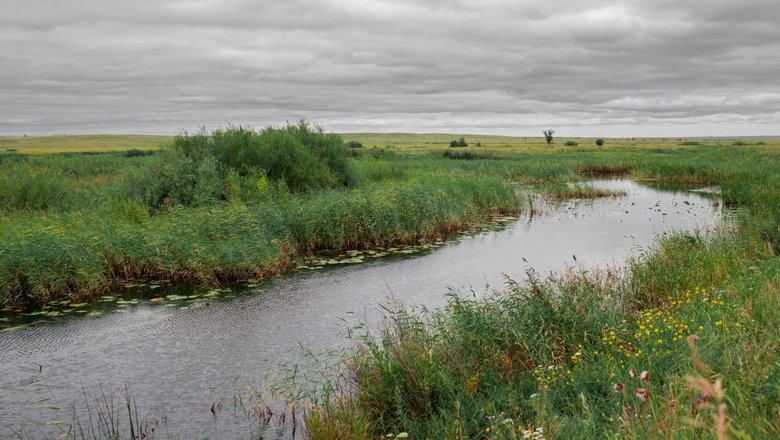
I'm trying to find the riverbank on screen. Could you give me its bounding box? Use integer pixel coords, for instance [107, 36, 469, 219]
[278, 141, 780, 439]
[2, 134, 778, 310]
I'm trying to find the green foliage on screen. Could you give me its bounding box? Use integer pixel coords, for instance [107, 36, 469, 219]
[442, 149, 496, 160]
[0, 162, 71, 211]
[564, 140, 578, 147]
[449, 137, 468, 148]
[121, 122, 355, 209]
[124, 149, 154, 157]
[595, 138, 605, 146]
[345, 140, 363, 148]
[0, 174, 520, 305]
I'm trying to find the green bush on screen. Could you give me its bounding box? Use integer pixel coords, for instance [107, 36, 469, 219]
[564, 140, 578, 146]
[124, 149, 154, 157]
[122, 122, 355, 209]
[595, 138, 605, 146]
[449, 137, 468, 148]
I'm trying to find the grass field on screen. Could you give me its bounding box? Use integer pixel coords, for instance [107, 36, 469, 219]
[1, 133, 774, 155]
[1, 130, 779, 439]
[0, 134, 171, 154]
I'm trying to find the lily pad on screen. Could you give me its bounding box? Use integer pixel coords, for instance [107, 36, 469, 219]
[2, 324, 31, 332]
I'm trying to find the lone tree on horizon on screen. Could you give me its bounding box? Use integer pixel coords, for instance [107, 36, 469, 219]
[543, 129, 555, 147]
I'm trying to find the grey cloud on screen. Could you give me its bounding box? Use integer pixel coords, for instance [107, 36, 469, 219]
[1, 0, 778, 136]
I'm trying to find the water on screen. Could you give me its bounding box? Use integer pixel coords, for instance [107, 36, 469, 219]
[0, 180, 722, 438]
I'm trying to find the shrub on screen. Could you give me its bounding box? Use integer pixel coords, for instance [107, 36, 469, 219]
[124, 149, 154, 157]
[442, 150, 496, 160]
[595, 138, 605, 146]
[564, 140, 578, 147]
[449, 137, 468, 148]
[122, 121, 355, 209]
[345, 140, 363, 148]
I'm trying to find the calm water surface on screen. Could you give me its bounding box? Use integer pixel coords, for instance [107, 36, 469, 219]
[0, 180, 722, 438]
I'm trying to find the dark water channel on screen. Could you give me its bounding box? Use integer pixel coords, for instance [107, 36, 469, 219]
[0, 180, 723, 438]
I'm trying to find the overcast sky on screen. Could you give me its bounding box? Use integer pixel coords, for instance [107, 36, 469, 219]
[2, 0, 779, 136]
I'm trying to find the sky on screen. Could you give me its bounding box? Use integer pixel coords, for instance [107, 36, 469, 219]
[1, 0, 779, 137]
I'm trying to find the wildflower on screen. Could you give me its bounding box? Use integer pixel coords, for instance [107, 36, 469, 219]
[629, 368, 637, 378]
[640, 371, 650, 382]
[613, 383, 624, 392]
[715, 320, 723, 326]
[667, 400, 677, 408]
[626, 343, 636, 352]
[635, 388, 649, 401]
[688, 335, 701, 343]
[397, 433, 409, 439]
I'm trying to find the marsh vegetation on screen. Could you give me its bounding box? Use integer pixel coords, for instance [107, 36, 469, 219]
[1, 130, 779, 439]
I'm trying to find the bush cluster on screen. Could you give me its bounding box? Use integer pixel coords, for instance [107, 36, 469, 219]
[122, 122, 355, 209]
[449, 137, 468, 148]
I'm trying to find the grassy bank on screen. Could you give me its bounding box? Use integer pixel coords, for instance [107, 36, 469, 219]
[265, 137, 779, 439]
[0, 127, 526, 307]
[300, 229, 779, 439]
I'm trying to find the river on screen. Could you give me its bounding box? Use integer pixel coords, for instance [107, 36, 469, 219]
[0, 179, 722, 438]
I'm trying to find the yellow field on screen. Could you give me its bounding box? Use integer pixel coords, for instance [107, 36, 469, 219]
[339, 133, 780, 154]
[0, 135, 173, 155]
[1, 133, 777, 155]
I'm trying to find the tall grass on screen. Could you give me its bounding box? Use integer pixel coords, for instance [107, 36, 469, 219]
[0, 174, 521, 306]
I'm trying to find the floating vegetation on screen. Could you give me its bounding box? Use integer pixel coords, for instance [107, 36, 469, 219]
[543, 183, 628, 200]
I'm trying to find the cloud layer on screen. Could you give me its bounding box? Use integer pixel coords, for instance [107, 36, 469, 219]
[2, 0, 779, 136]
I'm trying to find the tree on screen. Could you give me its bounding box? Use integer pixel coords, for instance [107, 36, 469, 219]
[449, 137, 468, 148]
[543, 129, 555, 147]
[596, 138, 605, 146]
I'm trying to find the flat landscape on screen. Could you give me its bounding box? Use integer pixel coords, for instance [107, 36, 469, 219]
[1, 130, 778, 439]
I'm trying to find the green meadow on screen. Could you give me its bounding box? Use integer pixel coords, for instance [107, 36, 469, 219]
[1, 127, 779, 439]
